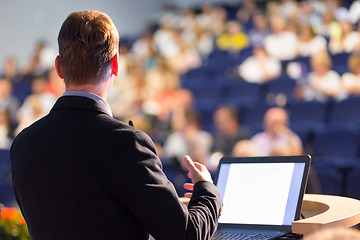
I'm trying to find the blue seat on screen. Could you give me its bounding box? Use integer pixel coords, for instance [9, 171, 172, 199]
[345, 162, 360, 200]
[0, 182, 15, 207]
[12, 80, 32, 105]
[224, 81, 262, 108]
[330, 97, 360, 126]
[263, 77, 297, 105]
[330, 52, 350, 75]
[234, 46, 253, 65]
[203, 50, 238, 73]
[0, 149, 11, 177]
[241, 104, 272, 133]
[289, 101, 328, 123]
[181, 68, 213, 89]
[0, 149, 14, 206]
[312, 126, 360, 158]
[289, 101, 328, 133]
[312, 160, 344, 196]
[197, 108, 215, 133]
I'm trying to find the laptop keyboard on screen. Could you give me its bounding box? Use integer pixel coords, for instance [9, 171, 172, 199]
[212, 231, 282, 240]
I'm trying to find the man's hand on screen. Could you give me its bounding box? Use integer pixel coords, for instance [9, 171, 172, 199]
[183, 155, 213, 198]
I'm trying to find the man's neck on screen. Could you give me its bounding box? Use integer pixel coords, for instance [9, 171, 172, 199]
[66, 82, 109, 99]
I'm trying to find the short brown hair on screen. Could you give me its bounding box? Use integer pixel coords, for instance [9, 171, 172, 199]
[58, 11, 119, 85]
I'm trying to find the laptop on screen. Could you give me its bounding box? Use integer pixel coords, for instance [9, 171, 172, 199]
[213, 155, 311, 240]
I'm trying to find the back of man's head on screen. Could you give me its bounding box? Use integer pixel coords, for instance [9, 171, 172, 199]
[58, 11, 119, 86]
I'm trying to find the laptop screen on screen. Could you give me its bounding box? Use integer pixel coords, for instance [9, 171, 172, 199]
[216, 156, 310, 227]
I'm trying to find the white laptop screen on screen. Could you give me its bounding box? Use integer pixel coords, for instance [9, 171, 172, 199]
[217, 161, 306, 226]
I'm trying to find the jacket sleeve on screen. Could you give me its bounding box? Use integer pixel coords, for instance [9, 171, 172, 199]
[113, 129, 222, 240]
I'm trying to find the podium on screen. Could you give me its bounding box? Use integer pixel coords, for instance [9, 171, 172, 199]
[180, 194, 360, 237]
[292, 194, 360, 236]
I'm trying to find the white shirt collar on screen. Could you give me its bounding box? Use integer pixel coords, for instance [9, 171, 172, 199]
[62, 91, 113, 117]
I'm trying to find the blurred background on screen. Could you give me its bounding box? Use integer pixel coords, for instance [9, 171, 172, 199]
[1, 0, 360, 207]
[0, 0, 240, 68]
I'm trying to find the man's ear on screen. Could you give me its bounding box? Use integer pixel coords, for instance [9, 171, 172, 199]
[111, 53, 119, 77]
[55, 56, 64, 79]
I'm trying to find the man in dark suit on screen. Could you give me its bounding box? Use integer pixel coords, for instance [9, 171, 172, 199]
[10, 11, 222, 240]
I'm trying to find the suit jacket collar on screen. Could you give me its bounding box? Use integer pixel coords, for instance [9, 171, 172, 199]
[51, 96, 111, 116]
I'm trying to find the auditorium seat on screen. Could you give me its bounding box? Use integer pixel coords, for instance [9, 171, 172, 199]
[0, 182, 15, 207]
[181, 68, 210, 89]
[12, 79, 32, 105]
[0, 149, 14, 207]
[345, 162, 360, 200]
[203, 49, 238, 73]
[234, 46, 253, 65]
[289, 101, 328, 134]
[312, 160, 344, 196]
[330, 52, 350, 75]
[312, 126, 360, 158]
[262, 76, 297, 105]
[0, 149, 11, 177]
[240, 103, 272, 134]
[224, 81, 262, 108]
[289, 101, 328, 124]
[329, 96, 360, 127]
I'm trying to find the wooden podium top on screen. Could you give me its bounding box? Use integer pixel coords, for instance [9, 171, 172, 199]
[292, 194, 360, 236]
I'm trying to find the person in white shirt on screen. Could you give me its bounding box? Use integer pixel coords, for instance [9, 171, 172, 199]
[264, 15, 299, 61]
[251, 107, 303, 156]
[341, 54, 360, 96]
[329, 20, 360, 54]
[238, 45, 281, 83]
[297, 24, 327, 57]
[300, 51, 344, 102]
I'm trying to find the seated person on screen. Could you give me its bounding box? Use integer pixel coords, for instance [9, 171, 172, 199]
[212, 105, 251, 157]
[297, 24, 327, 57]
[163, 110, 213, 167]
[341, 54, 360, 96]
[328, 20, 360, 54]
[298, 51, 344, 102]
[250, 107, 321, 193]
[216, 20, 249, 52]
[251, 107, 302, 156]
[231, 139, 257, 157]
[264, 15, 298, 61]
[237, 45, 281, 83]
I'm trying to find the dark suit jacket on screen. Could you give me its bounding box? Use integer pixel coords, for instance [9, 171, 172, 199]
[10, 96, 222, 240]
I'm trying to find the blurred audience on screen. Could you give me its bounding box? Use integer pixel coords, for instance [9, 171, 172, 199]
[216, 20, 249, 52]
[297, 24, 327, 57]
[163, 111, 213, 167]
[212, 105, 251, 157]
[299, 51, 344, 102]
[0, 110, 12, 149]
[2, 56, 22, 83]
[23, 41, 57, 78]
[3, 0, 360, 198]
[231, 139, 257, 157]
[264, 15, 299, 60]
[0, 78, 19, 130]
[142, 56, 181, 120]
[15, 77, 56, 134]
[237, 45, 281, 83]
[341, 54, 360, 96]
[248, 11, 271, 46]
[251, 107, 303, 156]
[329, 20, 360, 54]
